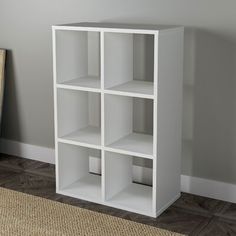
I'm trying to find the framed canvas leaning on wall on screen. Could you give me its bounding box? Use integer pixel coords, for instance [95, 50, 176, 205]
[0, 49, 6, 126]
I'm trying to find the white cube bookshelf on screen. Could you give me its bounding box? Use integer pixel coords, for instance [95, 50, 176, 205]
[53, 22, 184, 217]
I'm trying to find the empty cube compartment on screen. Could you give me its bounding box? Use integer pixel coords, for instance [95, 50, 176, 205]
[105, 151, 153, 215]
[57, 89, 101, 147]
[104, 32, 154, 97]
[58, 143, 101, 202]
[105, 94, 153, 158]
[56, 30, 100, 89]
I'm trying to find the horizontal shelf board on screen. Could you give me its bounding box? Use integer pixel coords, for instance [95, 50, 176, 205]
[107, 133, 153, 157]
[105, 81, 154, 99]
[60, 174, 101, 202]
[57, 76, 101, 92]
[54, 22, 180, 34]
[107, 183, 153, 215]
[59, 126, 101, 147]
[104, 147, 153, 160]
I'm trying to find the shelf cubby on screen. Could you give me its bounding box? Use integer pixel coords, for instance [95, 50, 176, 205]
[57, 89, 101, 148]
[104, 32, 154, 98]
[105, 151, 153, 215]
[58, 143, 102, 202]
[56, 30, 100, 90]
[104, 94, 153, 158]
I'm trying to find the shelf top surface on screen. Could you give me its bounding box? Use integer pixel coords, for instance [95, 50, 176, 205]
[53, 22, 182, 32]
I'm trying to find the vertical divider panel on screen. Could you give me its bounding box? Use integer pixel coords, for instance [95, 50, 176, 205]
[152, 32, 159, 215]
[52, 28, 59, 192]
[100, 31, 105, 201]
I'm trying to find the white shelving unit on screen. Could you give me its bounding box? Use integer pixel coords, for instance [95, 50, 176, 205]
[53, 22, 184, 217]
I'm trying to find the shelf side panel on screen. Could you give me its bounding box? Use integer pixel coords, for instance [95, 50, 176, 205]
[56, 30, 88, 83]
[104, 33, 133, 88]
[133, 97, 153, 135]
[105, 152, 132, 200]
[57, 89, 89, 137]
[58, 144, 89, 189]
[105, 95, 132, 145]
[133, 34, 154, 82]
[155, 28, 184, 213]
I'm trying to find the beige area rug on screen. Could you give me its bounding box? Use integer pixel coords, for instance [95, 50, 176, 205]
[0, 187, 184, 236]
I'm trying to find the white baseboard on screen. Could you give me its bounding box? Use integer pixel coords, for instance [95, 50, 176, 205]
[1, 138, 236, 204]
[181, 174, 236, 203]
[0, 138, 55, 164]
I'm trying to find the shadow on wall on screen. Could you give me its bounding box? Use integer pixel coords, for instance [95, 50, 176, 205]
[182, 28, 236, 184]
[1, 50, 22, 145]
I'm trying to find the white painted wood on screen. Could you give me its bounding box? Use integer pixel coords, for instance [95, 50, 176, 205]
[52, 28, 60, 191]
[55, 22, 178, 30]
[60, 174, 102, 202]
[88, 32, 100, 76]
[57, 89, 88, 137]
[53, 22, 179, 35]
[104, 94, 132, 145]
[57, 89, 101, 145]
[104, 94, 153, 157]
[58, 138, 100, 150]
[133, 97, 153, 135]
[104, 33, 133, 89]
[58, 143, 102, 201]
[107, 133, 153, 158]
[58, 76, 100, 89]
[104, 89, 154, 100]
[106, 81, 153, 97]
[59, 126, 101, 146]
[89, 92, 101, 127]
[56, 30, 88, 84]
[133, 34, 154, 83]
[53, 23, 184, 217]
[104, 151, 153, 216]
[104, 33, 154, 96]
[100, 31, 106, 202]
[56, 30, 100, 86]
[152, 33, 159, 214]
[108, 183, 153, 216]
[105, 152, 132, 200]
[58, 143, 89, 189]
[155, 28, 184, 215]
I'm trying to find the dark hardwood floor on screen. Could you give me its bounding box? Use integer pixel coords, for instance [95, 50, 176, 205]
[0, 154, 236, 235]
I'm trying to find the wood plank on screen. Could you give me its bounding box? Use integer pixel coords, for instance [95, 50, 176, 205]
[0, 49, 6, 124]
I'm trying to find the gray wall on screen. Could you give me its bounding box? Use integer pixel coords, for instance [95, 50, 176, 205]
[1, 0, 236, 184]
